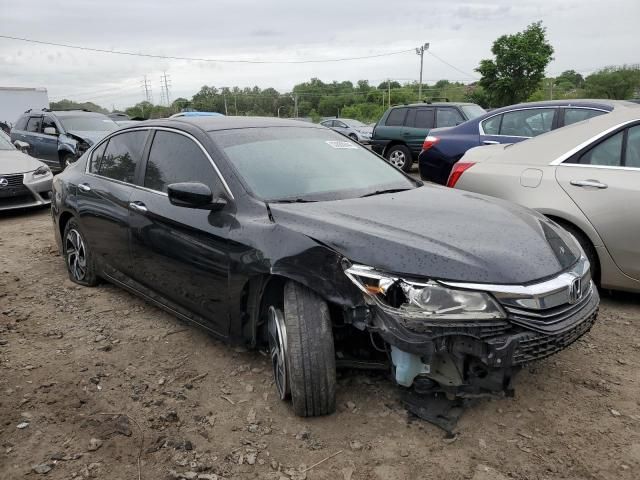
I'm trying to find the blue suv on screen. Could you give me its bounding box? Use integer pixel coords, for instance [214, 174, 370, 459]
[418, 100, 623, 185]
[11, 109, 118, 171]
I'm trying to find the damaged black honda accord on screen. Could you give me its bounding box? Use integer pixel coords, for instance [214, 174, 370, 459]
[52, 117, 598, 418]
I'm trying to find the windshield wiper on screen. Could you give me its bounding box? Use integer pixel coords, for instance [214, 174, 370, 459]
[359, 188, 412, 198]
[270, 198, 318, 203]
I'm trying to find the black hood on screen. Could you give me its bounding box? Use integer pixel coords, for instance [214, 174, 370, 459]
[269, 185, 580, 285]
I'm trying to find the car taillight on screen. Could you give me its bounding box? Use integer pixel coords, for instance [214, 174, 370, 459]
[422, 135, 439, 151]
[446, 162, 475, 188]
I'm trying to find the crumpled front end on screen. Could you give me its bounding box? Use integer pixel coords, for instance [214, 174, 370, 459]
[344, 256, 599, 396]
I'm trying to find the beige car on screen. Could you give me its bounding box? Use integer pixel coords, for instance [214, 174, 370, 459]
[450, 106, 640, 293]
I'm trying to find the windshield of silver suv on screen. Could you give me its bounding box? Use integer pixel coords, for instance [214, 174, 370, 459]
[59, 115, 118, 132]
[211, 127, 416, 202]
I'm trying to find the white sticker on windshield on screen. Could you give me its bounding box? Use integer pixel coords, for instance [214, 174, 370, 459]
[325, 140, 358, 149]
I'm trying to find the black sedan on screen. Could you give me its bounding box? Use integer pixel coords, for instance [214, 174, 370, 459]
[52, 117, 599, 417]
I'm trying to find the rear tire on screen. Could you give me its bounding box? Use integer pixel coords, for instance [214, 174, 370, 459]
[281, 281, 336, 417]
[63, 218, 99, 286]
[385, 144, 412, 172]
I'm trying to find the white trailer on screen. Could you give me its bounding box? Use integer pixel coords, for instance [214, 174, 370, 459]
[0, 87, 50, 132]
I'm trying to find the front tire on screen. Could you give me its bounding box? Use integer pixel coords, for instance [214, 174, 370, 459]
[270, 281, 336, 417]
[348, 133, 359, 142]
[385, 144, 412, 172]
[63, 218, 99, 286]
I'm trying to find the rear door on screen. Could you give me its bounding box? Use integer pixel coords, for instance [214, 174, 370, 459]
[78, 130, 149, 276]
[128, 129, 231, 336]
[555, 124, 640, 280]
[402, 107, 434, 155]
[480, 108, 556, 146]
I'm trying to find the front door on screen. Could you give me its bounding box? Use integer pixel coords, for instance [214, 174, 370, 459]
[128, 129, 231, 336]
[555, 124, 640, 280]
[77, 130, 149, 276]
[39, 115, 60, 165]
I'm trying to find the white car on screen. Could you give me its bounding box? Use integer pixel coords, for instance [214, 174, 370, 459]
[450, 106, 640, 293]
[0, 131, 53, 211]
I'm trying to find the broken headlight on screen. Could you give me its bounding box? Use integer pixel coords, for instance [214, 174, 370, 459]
[344, 264, 505, 320]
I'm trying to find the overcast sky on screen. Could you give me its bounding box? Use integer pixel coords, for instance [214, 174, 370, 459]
[0, 0, 638, 109]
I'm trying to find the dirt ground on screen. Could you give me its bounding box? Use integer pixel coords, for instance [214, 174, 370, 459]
[1, 208, 639, 480]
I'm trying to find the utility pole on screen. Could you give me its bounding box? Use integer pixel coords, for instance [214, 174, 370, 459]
[223, 94, 228, 115]
[141, 75, 153, 103]
[234, 95, 238, 116]
[549, 79, 554, 100]
[415, 42, 430, 100]
[294, 94, 299, 118]
[160, 72, 171, 106]
[388, 79, 391, 107]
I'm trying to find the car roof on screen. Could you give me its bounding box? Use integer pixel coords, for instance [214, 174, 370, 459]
[485, 99, 633, 116]
[138, 116, 321, 132]
[391, 102, 476, 108]
[487, 104, 640, 164]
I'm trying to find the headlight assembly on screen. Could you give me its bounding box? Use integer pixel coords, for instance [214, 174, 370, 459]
[32, 165, 51, 178]
[344, 264, 505, 320]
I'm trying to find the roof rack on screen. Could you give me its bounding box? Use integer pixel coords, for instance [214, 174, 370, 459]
[423, 97, 449, 103]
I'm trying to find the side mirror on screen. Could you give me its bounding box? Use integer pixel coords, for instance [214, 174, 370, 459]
[44, 127, 58, 136]
[14, 140, 31, 153]
[167, 182, 227, 211]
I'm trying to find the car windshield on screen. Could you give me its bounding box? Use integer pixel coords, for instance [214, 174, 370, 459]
[0, 131, 14, 150]
[461, 104, 487, 120]
[211, 127, 416, 202]
[59, 115, 119, 132]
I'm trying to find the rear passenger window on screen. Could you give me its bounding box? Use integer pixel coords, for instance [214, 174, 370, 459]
[436, 108, 464, 127]
[624, 126, 640, 168]
[500, 108, 555, 137]
[482, 115, 502, 135]
[26, 117, 42, 133]
[89, 141, 108, 174]
[98, 131, 147, 183]
[578, 131, 623, 166]
[144, 131, 220, 193]
[564, 108, 606, 126]
[386, 108, 407, 126]
[414, 108, 434, 129]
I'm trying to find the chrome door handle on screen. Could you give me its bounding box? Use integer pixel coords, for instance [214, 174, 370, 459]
[570, 179, 608, 189]
[78, 183, 91, 192]
[482, 140, 499, 145]
[129, 201, 148, 213]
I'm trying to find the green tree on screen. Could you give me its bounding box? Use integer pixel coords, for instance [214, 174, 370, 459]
[556, 70, 584, 89]
[584, 65, 640, 99]
[50, 99, 108, 114]
[476, 21, 554, 107]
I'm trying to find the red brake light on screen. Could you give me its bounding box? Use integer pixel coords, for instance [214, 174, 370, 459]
[446, 162, 475, 188]
[422, 135, 439, 151]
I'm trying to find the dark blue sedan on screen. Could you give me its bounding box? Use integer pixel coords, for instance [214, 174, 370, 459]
[418, 100, 625, 185]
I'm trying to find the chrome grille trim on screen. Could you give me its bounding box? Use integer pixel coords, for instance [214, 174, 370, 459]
[0, 173, 24, 187]
[441, 256, 591, 311]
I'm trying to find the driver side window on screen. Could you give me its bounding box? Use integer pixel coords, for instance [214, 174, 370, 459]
[144, 131, 221, 193]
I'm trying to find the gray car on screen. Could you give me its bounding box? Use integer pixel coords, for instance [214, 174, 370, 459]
[11, 109, 118, 171]
[0, 131, 53, 211]
[320, 118, 373, 143]
[451, 105, 640, 293]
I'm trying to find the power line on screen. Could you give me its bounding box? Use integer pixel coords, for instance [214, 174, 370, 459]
[427, 50, 479, 80]
[0, 34, 414, 64]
